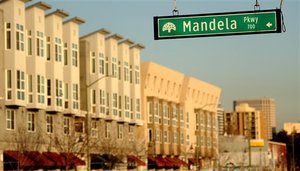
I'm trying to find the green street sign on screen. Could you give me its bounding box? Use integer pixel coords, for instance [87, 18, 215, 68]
[154, 9, 282, 40]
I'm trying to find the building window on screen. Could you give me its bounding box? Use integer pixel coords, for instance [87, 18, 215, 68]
[148, 129, 152, 142]
[56, 79, 63, 107]
[16, 70, 25, 100]
[117, 124, 123, 139]
[72, 43, 78, 67]
[16, 24, 24, 51]
[180, 133, 184, 145]
[64, 43, 68, 65]
[118, 65, 122, 80]
[27, 112, 35, 132]
[5, 23, 11, 49]
[125, 96, 130, 118]
[186, 112, 190, 128]
[105, 122, 111, 138]
[91, 89, 96, 113]
[135, 66, 140, 84]
[46, 37, 51, 60]
[129, 68, 133, 84]
[28, 75, 33, 103]
[180, 109, 184, 128]
[125, 96, 129, 110]
[37, 75, 45, 104]
[27, 30, 32, 55]
[64, 83, 68, 109]
[163, 104, 170, 125]
[106, 93, 110, 107]
[55, 37, 62, 62]
[47, 79, 51, 106]
[99, 53, 105, 74]
[75, 121, 84, 133]
[73, 84, 79, 109]
[6, 109, 15, 130]
[155, 130, 160, 142]
[113, 93, 118, 108]
[91, 52, 96, 74]
[112, 57, 117, 77]
[154, 102, 159, 123]
[99, 89, 106, 114]
[46, 115, 53, 133]
[148, 101, 153, 123]
[172, 105, 177, 126]
[136, 98, 140, 112]
[6, 70, 12, 100]
[63, 117, 70, 135]
[129, 126, 134, 141]
[91, 121, 97, 138]
[37, 31, 44, 57]
[164, 131, 169, 143]
[124, 62, 129, 82]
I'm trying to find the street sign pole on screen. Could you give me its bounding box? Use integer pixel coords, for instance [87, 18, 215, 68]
[154, 9, 282, 40]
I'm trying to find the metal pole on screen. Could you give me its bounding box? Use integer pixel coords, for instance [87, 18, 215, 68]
[86, 75, 111, 171]
[86, 85, 91, 171]
[292, 131, 295, 171]
[248, 114, 252, 168]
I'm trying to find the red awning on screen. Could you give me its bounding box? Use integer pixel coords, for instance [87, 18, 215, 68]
[127, 155, 146, 166]
[157, 156, 173, 167]
[24, 151, 55, 167]
[43, 152, 85, 167]
[43, 152, 66, 167]
[171, 157, 188, 167]
[61, 153, 86, 166]
[4, 151, 35, 168]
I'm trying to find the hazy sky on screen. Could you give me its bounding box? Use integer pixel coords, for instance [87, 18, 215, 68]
[29, 0, 300, 130]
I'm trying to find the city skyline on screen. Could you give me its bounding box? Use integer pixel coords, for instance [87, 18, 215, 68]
[29, 0, 300, 130]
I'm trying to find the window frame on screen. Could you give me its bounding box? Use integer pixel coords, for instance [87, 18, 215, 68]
[27, 112, 35, 132]
[6, 109, 15, 130]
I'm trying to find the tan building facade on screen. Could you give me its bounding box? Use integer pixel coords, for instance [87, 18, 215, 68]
[224, 103, 268, 140]
[0, 0, 145, 170]
[141, 62, 221, 169]
[234, 98, 276, 139]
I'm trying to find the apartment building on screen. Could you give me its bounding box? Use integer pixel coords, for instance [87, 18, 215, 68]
[234, 98, 276, 139]
[0, 0, 147, 170]
[224, 103, 268, 140]
[79, 30, 145, 168]
[141, 62, 221, 170]
[0, 0, 89, 170]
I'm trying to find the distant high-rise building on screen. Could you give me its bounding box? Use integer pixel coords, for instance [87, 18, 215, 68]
[217, 105, 225, 135]
[234, 98, 276, 139]
[224, 103, 267, 139]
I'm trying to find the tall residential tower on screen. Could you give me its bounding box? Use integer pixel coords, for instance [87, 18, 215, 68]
[234, 98, 276, 139]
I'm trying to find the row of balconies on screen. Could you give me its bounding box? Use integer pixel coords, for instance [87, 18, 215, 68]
[148, 142, 218, 158]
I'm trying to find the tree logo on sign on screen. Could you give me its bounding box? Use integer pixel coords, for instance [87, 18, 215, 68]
[162, 22, 176, 33]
